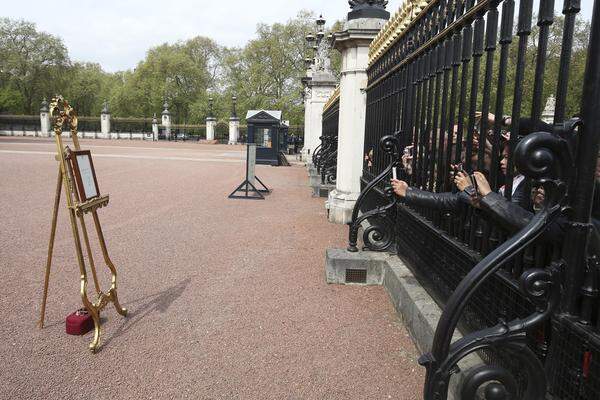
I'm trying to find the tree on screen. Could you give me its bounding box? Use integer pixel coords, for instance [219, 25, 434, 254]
[107, 37, 223, 122]
[0, 18, 69, 113]
[62, 62, 116, 116]
[221, 11, 325, 125]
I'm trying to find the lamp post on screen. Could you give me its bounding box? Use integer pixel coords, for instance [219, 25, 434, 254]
[301, 14, 337, 164]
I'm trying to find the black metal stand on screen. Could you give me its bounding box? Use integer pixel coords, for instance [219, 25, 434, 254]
[228, 145, 270, 200]
[228, 177, 269, 200]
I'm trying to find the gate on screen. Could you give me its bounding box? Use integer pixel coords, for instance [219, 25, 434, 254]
[315, 91, 340, 185]
[349, 0, 600, 398]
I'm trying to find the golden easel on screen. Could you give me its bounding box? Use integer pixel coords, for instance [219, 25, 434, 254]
[39, 96, 127, 353]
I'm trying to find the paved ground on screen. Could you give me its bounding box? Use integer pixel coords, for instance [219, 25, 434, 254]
[0, 137, 423, 399]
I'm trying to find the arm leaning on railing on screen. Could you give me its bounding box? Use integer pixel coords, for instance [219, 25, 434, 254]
[404, 188, 471, 211]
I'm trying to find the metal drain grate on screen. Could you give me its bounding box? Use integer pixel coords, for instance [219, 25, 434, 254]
[345, 269, 367, 284]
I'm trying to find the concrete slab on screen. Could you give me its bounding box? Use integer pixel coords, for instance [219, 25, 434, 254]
[325, 248, 388, 285]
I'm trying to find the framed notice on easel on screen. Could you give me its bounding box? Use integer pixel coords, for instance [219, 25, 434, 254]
[70, 150, 100, 201]
[39, 96, 127, 353]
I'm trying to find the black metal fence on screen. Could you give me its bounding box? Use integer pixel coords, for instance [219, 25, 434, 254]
[112, 117, 152, 135]
[77, 116, 101, 134]
[351, 0, 600, 398]
[314, 98, 340, 184]
[0, 114, 41, 133]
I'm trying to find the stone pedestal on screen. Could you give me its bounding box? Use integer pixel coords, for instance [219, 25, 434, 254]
[228, 118, 240, 144]
[303, 72, 337, 166]
[327, 17, 387, 224]
[162, 104, 171, 140]
[40, 99, 50, 137]
[206, 118, 217, 141]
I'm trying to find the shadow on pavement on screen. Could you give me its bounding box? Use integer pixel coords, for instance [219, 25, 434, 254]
[98, 277, 192, 350]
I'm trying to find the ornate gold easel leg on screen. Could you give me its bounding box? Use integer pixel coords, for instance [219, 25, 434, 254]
[39, 167, 63, 329]
[78, 215, 101, 294]
[67, 213, 100, 353]
[79, 277, 101, 353]
[92, 210, 127, 317]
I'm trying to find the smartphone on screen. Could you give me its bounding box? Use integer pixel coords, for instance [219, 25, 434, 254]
[464, 174, 478, 198]
[452, 163, 464, 177]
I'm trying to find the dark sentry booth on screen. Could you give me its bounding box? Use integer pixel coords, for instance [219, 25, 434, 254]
[246, 110, 288, 166]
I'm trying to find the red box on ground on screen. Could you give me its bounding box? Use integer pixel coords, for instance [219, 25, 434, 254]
[65, 309, 94, 335]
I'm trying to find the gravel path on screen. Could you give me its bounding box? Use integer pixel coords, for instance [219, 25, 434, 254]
[0, 138, 423, 399]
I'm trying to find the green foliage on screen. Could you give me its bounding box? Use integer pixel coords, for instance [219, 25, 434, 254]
[0, 18, 69, 113]
[220, 10, 318, 125]
[455, 15, 590, 124]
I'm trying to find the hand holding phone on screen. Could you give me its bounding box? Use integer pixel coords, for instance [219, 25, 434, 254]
[463, 174, 479, 199]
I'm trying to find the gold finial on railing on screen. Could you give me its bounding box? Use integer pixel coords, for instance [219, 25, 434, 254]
[368, 0, 432, 66]
[323, 86, 341, 112]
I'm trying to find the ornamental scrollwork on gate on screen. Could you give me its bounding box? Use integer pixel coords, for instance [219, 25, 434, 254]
[348, 134, 400, 252]
[419, 120, 580, 400]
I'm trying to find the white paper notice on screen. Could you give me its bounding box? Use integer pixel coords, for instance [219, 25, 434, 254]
[247, 144, 256, 184]
[77, 154, 98, 199]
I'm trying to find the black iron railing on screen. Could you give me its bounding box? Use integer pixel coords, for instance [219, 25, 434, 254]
[316, 98, 340, 185]
[351, 0, 600, 398]
[0, 114, 42, 134]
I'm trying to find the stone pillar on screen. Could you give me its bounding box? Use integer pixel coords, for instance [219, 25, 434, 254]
[40, 99, 50, 137]
[301, 73, 312, 162]
[302, 16, 338, 165]
[229, 119, 240, 144]
[206, 97, 216, 141]
[327, 5, 389, 224]
[161, 101, 171, 140]
[206, 119, 217, 141]
[152, 113, 159, 141]
[101, 101, 111, 139]
[229, 96, 240, 144]
[304, 76, 336, 164]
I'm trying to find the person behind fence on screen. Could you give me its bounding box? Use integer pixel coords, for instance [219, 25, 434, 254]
[466, 148, 600, 247]
[391, 117, 551, 213]
[401, 114, 496, 182]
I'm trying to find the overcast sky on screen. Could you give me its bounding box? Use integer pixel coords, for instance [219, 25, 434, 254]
[3, 0, 594, 73]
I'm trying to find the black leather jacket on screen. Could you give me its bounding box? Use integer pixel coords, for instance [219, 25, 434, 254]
[403, 182, 564, 244]
[404, 178, 532, 212]
[479, 192, 566, 243]
[480, 181, 600, 248]
[404, 187, 472, 211]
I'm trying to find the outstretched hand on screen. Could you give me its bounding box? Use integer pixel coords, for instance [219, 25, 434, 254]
[391, 179, 408, 198]
[453, 171, 471, 192]
[473, 172, 492, 197]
